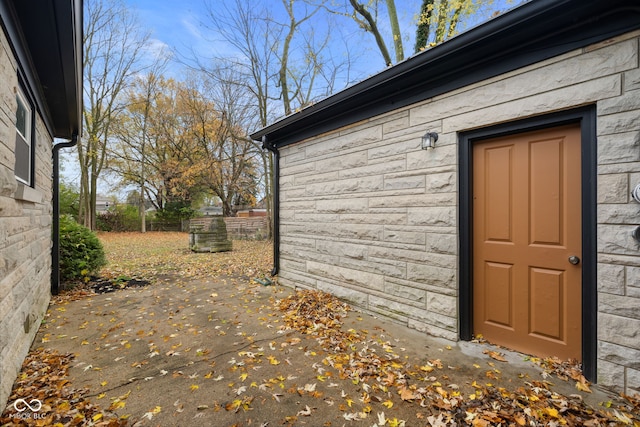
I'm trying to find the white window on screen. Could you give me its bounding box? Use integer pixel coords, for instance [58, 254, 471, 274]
[14, 86, 33, 186]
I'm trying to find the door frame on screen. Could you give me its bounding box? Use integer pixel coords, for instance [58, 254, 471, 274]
[458, 106, 597, 381]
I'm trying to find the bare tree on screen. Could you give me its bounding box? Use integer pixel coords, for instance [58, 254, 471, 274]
[314, 0, 401, 66]
[325, 0, 499, 64]
[193, 0, 347, 118]
[80, 0, 151, 229]
[182, 0, 355, 235]
[109, 70, 166, 232]
[274, 0, 322, 115]
[186, 0, 279, 126]
[197, 70, 264, 216]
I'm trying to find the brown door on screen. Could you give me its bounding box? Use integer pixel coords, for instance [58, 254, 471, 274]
[472, 124, 582, 360]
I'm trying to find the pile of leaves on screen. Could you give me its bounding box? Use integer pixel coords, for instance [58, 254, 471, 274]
[59, 276, 150, 298]
[0, 349, 126, 426]
[278, 287, 351, 335]
[84, 277, 150, 294]
[528, 355, 592, 392]
[277, 289, 640, 426]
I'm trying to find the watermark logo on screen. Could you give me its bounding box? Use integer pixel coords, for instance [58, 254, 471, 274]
[10, 398, 46, 420]
[14, 398, 42, 412]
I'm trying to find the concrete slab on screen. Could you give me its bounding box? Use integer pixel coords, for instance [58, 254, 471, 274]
[8, 274, 626, 426]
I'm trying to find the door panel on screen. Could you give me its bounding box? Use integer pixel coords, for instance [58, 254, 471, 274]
[529, 267, 563, 340]
[485, 146, 513, 242]
[530, 139, 563, 245]
[473, 124, 582, 360]
[484, 262, 513, 328]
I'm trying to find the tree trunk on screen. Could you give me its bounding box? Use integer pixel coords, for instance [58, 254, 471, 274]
[435, 0, 449, 43]
[385, 0, 404, 62]
[279, 0, 297, 116]
[79, 166, 90, 227]
[140, 184, 146, 233]
[349, 0, 393, 66]
[90, 160, 98, 230]
[415, 0, 435, 52]
[447, 1, 464, 39]
[222, 197, 233, 217]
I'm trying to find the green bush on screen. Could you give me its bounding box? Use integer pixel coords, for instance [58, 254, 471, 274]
[59, 181, 79, 218]
[96, 204, 141, 232]
[59, 215, 107, 282]
[156, 200, 196, 222]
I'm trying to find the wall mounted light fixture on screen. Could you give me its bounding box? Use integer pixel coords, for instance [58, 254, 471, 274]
[632, 183, 640, 203]
[421, 131, 438, 150]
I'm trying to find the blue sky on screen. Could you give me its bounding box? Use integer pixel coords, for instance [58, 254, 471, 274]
[125, 0, 386, 80]
[125, 0, 527, 82]
[62, 0, 527, 193]
[126, 0, 209, 59]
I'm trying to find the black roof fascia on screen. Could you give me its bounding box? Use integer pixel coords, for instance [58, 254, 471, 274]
[0, 0, 82, 140]
[250, 0, 640, 148]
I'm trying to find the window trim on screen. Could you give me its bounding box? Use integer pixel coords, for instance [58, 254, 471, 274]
[14, 83, 34, 187]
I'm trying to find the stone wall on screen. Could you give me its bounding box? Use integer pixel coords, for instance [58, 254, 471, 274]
[187, 217, 269, 240]
[278, 31, 640, 393]
[594, 33, 640, 393]
[0, 30, 54, 408]
[224, 217, 269, 240]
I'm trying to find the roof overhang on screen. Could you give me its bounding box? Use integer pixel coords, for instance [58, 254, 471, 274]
[251, 0, 640, 148]
[0, 0, 83, 140]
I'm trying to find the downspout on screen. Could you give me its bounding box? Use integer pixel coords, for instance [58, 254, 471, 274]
[262, 135, 279, 276]
[51, 134, 78, 295]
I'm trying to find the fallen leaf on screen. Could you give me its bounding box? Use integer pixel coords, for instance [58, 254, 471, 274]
[483, 350, 508, 362]
[297, 405, 312, 416]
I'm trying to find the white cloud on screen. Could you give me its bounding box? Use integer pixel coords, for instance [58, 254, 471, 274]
[143, 38, 172, 62]
[181, 15, 203, 41]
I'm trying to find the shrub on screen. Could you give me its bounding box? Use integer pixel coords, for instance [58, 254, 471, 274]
[59, 181, 79, 218]
[59, 215, 107, 282]
[155, 200, 196, 222]
[96, 204, 140, 232]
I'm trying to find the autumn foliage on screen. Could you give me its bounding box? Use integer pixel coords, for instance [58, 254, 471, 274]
[109, 75, 261, 220]
[279, 289, 640, 426]
[0, 349, 126, 426]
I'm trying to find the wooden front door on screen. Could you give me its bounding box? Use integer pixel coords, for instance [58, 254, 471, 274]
[472, 124, 582, 360]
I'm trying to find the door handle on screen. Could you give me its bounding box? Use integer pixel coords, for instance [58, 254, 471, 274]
[568, 256, 580, 265]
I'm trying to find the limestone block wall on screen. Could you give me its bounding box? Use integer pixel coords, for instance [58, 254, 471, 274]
[0, 30, 54, 408]
[278, 31, 640, 393]
[224, 217, 269, 240]
[594, 34, 640, 394]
